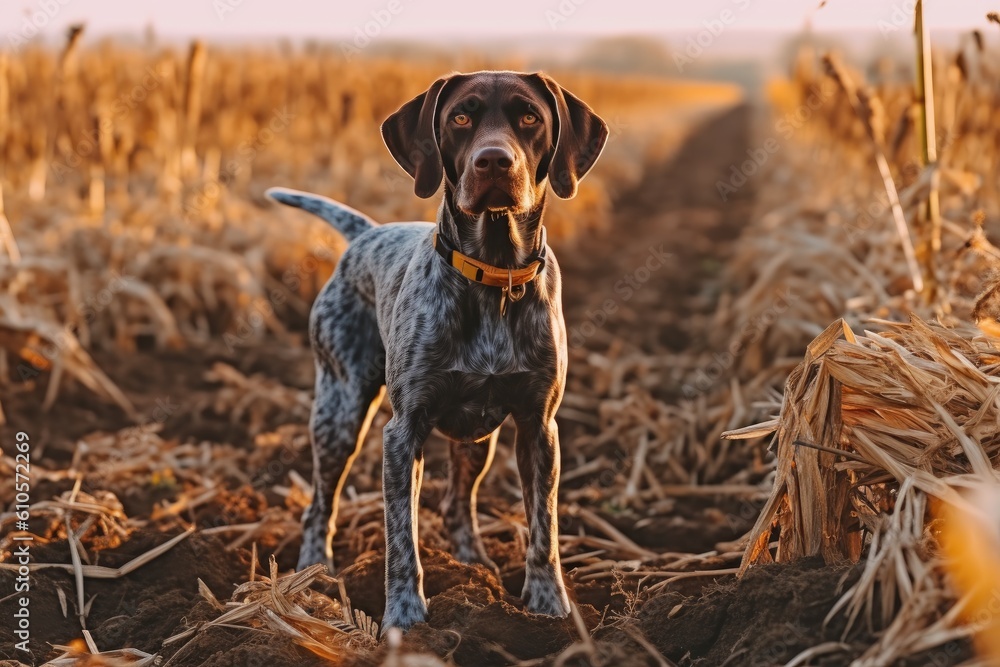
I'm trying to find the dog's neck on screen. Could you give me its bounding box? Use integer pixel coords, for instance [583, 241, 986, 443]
[437, 188, 546, 269]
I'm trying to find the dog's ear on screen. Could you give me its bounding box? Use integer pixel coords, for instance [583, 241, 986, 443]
[535, 73, 609, 200]
[381, 76, 453, 199]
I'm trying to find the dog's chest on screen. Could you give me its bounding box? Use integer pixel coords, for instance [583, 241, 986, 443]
[446, 299, 555, 375]
[453, 323, 529, 375]
[430, 301, 558, 440]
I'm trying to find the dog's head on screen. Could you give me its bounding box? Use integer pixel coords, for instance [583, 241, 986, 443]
[381, 71, 608, 216]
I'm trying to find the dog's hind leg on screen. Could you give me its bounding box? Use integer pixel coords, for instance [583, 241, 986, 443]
[514, 416, 570, 618]
[298, 370, 384, 571]
[440, 430, 500, 575]
[298, 290, 385, 572]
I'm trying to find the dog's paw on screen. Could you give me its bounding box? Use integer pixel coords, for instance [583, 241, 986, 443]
[380, 596, 428, 635]
[522, 576, 570, 618]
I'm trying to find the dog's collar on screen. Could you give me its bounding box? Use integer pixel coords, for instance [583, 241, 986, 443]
[432, 228, 547, 288]
[432, 228, 547, 316]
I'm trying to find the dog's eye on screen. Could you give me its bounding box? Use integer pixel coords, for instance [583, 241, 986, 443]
[522, 113, 539, 126]
[453, 114, 471, 126]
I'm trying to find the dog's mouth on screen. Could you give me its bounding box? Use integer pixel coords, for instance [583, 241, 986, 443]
[461, 183, 519, 215]
[478, 186, 517, 211]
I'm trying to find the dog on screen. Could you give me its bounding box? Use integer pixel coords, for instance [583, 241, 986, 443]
[267, 70, 608, 633]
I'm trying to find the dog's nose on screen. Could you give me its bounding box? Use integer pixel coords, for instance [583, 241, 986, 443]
[473, 147, 513, 177]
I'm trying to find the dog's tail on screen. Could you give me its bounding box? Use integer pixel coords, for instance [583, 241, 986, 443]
[266, 187, 377, 243]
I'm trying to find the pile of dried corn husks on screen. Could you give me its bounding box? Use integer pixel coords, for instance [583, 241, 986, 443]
[725, 314, 1000, 665]
[729, 315, 1000, 569]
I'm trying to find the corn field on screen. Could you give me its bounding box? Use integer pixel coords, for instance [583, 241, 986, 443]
[1, 14, 1000, 667]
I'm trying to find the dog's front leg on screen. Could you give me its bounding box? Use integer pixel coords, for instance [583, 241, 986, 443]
[381, 415, 430, 633]
[514, 416, 571, 617]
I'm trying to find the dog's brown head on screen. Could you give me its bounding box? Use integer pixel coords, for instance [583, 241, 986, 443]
[381, 71, 608, 216]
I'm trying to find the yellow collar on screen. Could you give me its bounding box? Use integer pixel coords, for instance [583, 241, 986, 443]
[432, 229, 546, 289]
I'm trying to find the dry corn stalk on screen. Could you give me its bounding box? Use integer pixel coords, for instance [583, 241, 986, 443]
[824, 53, 924, 295]
[180, 40, 206, 179]
[726, 316, 1000, 571]
[914, 0, 942, 300]
[721, 315, 1000, 663]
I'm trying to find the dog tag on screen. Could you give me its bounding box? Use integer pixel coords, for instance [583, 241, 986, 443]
[499, 270, 527, 317]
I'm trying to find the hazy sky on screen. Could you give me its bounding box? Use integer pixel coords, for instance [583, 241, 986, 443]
[3, 0, 997, 42]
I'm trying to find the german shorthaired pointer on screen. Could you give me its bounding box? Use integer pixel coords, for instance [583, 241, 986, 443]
[267, 70, 607, 633]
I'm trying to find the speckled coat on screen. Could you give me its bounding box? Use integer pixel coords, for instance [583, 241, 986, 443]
[267, 70, 607, 634]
